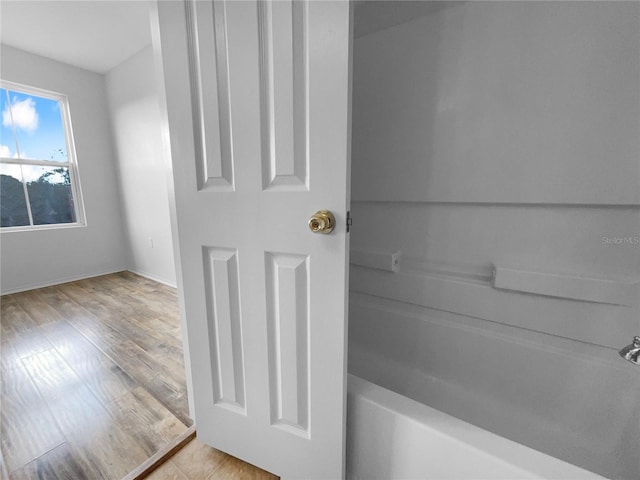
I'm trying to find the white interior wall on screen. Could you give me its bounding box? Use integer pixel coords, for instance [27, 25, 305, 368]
[106, 46, 176, 287]
[349, 3, 640, 479]
[0, 45, 127, 294]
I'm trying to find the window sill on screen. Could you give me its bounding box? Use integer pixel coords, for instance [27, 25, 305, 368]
[0, 222, 87, 234]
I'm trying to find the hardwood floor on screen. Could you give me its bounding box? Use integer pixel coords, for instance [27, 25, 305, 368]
[1, 272, 191, 479]
[146, 437, 278, 480]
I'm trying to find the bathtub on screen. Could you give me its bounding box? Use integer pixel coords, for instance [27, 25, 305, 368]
[346, 375, 604, 480]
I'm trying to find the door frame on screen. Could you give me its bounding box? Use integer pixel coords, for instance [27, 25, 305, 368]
[149, 0, 195, 420]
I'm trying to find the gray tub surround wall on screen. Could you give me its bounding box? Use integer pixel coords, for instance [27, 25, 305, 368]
[349, 3, 640, 479]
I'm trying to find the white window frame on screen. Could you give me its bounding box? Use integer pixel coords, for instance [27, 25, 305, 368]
[0, 80, 86, 232]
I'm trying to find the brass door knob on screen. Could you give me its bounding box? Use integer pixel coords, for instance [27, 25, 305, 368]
[308, 210, 335, 234]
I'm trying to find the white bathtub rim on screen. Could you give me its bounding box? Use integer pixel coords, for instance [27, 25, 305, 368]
[347, 374, 605, 480]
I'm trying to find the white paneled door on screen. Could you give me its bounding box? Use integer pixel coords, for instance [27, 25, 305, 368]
[154, 0, 351, 478]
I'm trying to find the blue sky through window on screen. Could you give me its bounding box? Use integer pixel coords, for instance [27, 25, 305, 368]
[0, 88, 68, 166]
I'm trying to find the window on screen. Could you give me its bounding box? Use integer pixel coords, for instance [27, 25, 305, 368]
[0, 81, 84, 230]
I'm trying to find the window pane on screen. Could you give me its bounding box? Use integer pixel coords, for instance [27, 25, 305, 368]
[0, 88, 17, 158]
[6, 90, 67, 161]
[0, 163, 30, 227]
[24, 165, 76, 225]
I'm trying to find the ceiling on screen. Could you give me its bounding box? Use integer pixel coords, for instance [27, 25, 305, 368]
[353, 1, 461, 38]
[0, 0, 152, 74]
[0, 0, 458, 74]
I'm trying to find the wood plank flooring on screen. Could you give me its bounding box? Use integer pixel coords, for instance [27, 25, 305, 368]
[1, 272, 191, 479]
[146, 437, 278, 480]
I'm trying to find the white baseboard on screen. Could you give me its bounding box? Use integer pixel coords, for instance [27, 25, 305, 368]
[1, 267, 127, 295]
[1, 267, 177, 295]
[127, 269, 177, 288]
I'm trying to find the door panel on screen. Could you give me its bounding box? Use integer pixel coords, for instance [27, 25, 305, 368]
[188, 0, 234, 190]
[202, 246, 245, 413]
[265, 252, 310, 436]
[258, 1, 309, 191]
[155, 1, 351, 478]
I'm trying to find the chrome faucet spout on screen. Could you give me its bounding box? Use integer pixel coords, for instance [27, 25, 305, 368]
[619, 336, 640, 365]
